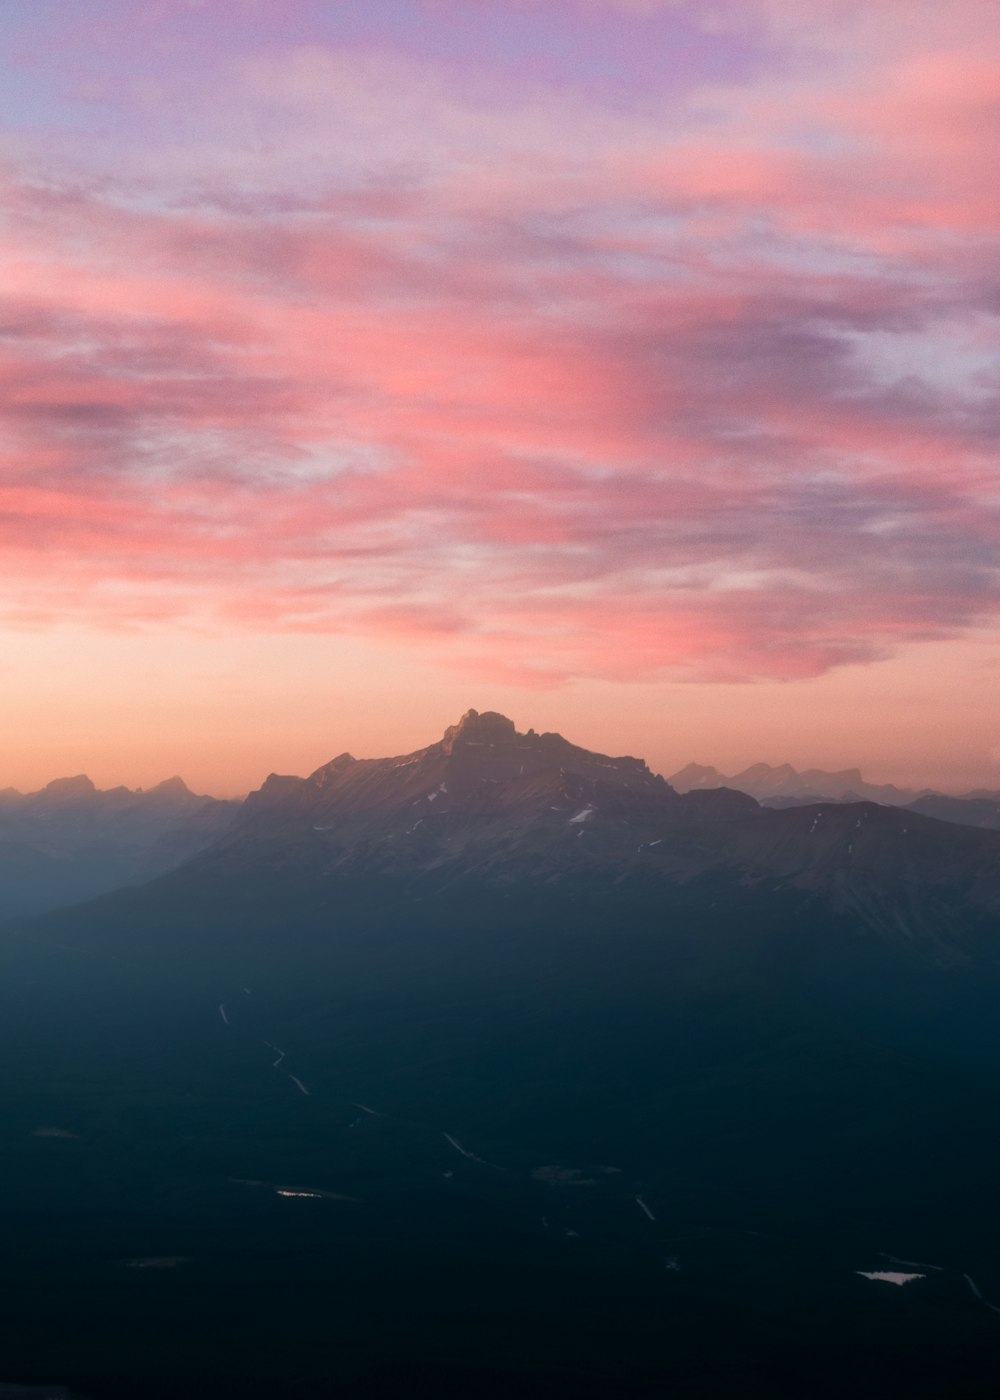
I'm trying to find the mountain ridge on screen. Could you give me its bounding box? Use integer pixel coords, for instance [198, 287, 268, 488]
[0, 773, 241, 921]
[151, 710, 1000, 955]
[668, 759, 932, 806]
[669, 759, 1000, 829]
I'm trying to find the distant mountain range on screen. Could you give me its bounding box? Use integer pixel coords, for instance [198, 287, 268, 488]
[669, 761, 1000, 828]
[5, 734, 999, 925]
[4, 711, 1000, 1397]
[0, 773, 239, 921]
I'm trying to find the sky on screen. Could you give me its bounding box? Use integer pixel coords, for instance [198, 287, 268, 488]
[1, 0, 998, 795]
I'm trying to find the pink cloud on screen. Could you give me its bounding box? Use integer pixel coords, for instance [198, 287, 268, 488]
[0, 4, 998, 686]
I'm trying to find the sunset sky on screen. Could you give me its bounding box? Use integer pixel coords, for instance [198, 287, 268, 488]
[2, 0, 998, 795]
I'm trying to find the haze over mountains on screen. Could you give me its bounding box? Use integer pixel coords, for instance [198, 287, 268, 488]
[4, 710, 1000, 1397]
[8, 709, 994, 954]
[669, 761, 1000, 826]
[0, 775, 238, 921]
[669, 760, 928, 805]
[6, 714, 999, 925]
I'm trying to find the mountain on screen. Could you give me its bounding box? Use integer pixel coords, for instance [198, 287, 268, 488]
[198, 707, 755, 886]
[666, 761, 726, 791]
[3, 712, 1000, 1399]
[169, 709, 998, 950]
[669, 761, 1000, 833]
[0, 774, 240, 921]
[669, 759, 927, 806]
[905, 793, 1000, 831]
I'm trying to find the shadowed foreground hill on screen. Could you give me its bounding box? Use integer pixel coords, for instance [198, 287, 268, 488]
[3, 712, 1000, 1399]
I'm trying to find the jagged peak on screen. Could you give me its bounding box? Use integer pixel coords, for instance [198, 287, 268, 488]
[40, 774, 96, 797]
[735, 762, 799, 780]
[148, 776, 192, 797]
[669, 763, 724, 790]
[441, 709, 518, 753]
[257, 773, 304, 796]
[312, 752, 357, 784]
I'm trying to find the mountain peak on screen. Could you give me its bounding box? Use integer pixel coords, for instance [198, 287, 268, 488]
[441, 709, 518, 753]
[735, 762, 799, 781]
[40, 774, 96, 798]
[669, 763, 725, 791]
[148, 776, 192, 797]
[311, 752, 357, 786]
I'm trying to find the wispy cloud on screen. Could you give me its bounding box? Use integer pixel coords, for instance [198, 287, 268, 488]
[1, 0, 997, 683]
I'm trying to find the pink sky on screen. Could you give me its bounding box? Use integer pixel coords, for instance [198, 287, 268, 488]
[1, 0, 998, 794]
